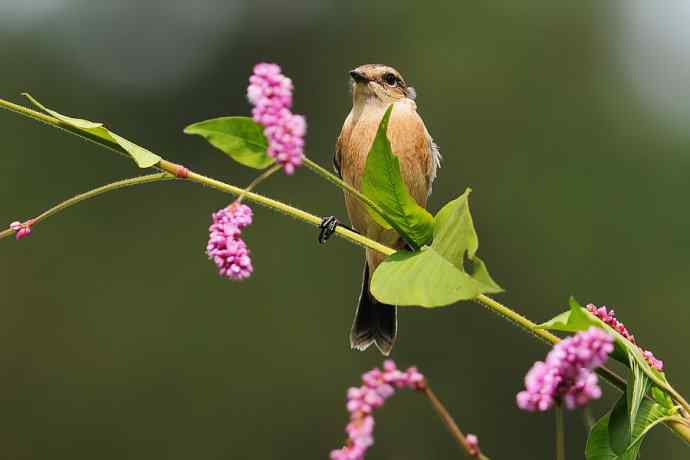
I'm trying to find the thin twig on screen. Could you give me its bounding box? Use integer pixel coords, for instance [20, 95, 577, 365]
[0, 173, 174, 240]
[423, 384, 489, 460]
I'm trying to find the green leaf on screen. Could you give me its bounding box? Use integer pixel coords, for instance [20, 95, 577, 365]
[371, 188, 503, 307]
[651, 386, 674, 410]
[370, 246, 485, 307]
[361, 105, 434, 249]
[608, 396, 632, 454]
[23, 93, 161, 168]
[432, 189, 502, 293]
[586, 397, 672, 459]
[183, 117, 274, 169]
[538, 297, 594, 333]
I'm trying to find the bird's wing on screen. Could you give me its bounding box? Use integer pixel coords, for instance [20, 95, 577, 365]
[426, 135, 441, 197]
[333, 137, 342, 178]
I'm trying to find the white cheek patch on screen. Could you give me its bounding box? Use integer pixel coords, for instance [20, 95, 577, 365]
[407, 86, 417, 100]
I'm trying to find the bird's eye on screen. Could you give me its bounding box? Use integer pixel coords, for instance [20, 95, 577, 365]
[383, 73, 397, 86]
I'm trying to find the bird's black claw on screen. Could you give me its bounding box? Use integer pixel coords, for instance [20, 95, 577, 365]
[319, 216, 340, 244]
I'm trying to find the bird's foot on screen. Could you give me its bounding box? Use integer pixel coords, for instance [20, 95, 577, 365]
[318, 216, 340, 244]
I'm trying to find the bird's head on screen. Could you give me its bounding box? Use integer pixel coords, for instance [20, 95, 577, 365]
[349, 64, 416, 105]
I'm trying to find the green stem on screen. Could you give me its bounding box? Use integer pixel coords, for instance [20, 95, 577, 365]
[582, 407, 595, 431]
[157, 160, 395, 256]
[0, 173, 174, 240]
[236, 164, 281, 203]
[302, 156, 388, 221]
[2, 96, 690, 442]
[555, 405, 566, 460]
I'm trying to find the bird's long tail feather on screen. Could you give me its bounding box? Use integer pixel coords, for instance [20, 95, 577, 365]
[349, 262, 397, 355]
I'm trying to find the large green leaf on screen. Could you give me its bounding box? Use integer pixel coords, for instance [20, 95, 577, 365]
[432, 189, 502, 293]
[23, 93, 161, 168]
[586, 397, 673, 459]
[361, 105, 434, 249]
[371, 189, 503, 307]
[370, 246, 486, 307]
[183, 117, 274, 169]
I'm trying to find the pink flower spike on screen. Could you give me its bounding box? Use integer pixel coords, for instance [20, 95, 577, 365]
[586, 303, 664, 372]
[333, 360, 428, 459]
[247, 63, 306, 174]
[206, 203, 254, 280]
[516, 327, 613, 412]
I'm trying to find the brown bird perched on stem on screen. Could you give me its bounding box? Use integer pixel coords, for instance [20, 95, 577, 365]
[319, 64, 440, 355]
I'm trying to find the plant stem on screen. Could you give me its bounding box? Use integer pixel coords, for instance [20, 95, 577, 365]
[157, 160, 396, 256]
[2, 96, 689, 442]
[555, 405, 566, 460]
[582, 407, 595, 430]
[423, 385, 489, 460]
[236, 164, 281, 203]
[0, 173, 174, 240]
[302, 156, 388, 221]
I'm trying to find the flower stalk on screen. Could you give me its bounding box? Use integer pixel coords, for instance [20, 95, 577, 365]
[0, 172, 174, 241]
[555, 405, 566, 460]
[423, 384, 489, 459]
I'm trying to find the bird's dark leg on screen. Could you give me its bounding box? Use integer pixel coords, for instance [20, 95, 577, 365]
[318, 216, 357, 243]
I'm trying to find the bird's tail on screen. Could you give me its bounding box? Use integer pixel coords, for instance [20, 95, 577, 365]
[350, 262, 397, 355]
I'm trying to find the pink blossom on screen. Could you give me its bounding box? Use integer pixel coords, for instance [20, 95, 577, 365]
[517, 327, 613, 412]
[466, 434, 481, 458]
[330, 360, 426, 460]
[206, 203, 253, 280]
[247, 63, 306, 175]
[9, 220, 32, 240]
[586, 304, 664, 371]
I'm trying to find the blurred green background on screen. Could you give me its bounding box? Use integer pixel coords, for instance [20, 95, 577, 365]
[2, 1, 689, 458]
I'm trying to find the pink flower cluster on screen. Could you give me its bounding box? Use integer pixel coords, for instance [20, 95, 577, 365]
[586, 304, 664, 371]
[517, 327, 614, 412]
[9, 220, 32, 240]
[206, 203, 253, 280]
[330, 360, 425, 460]
[247, 63, 306, 175]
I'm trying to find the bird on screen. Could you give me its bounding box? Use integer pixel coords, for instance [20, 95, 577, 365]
[320, 64, 441, 355]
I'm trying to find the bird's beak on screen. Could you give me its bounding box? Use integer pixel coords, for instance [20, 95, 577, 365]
[349, 69, 368, 83]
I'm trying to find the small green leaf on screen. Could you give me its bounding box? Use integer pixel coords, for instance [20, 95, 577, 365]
[538, 297, 593, 332]
[184, 117, 274, 169]
[23, 93, 161, 168]
[432, 189, 502, 293]
[586, 397, 672, 460]
[651, 386, 674, 410]
[370, 246, 485, 307]
[361, 105, 434, 249]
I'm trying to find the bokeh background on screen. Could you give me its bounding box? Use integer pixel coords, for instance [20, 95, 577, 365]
[2, 1, 690, 458]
